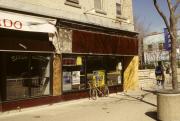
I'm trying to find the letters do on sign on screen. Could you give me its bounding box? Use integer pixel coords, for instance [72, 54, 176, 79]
[0, 19, 23, 29]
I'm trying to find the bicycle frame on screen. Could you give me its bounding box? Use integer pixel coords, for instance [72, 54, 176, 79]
[88, 81, 109, 100]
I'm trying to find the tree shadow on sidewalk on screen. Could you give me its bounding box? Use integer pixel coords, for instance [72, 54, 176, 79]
[145, 111, 159, 121]
[124, 93, 157, 107]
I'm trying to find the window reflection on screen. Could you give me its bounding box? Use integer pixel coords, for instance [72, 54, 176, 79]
[5, 53, 51, 100]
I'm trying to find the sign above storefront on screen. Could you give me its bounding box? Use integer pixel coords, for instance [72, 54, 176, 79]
[0, 10, 57, 33]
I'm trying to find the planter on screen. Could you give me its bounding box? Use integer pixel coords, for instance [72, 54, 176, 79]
[157, 89, 180, 121]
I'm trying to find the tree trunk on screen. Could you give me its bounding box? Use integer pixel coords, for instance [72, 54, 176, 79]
[171, 36, 178, 90]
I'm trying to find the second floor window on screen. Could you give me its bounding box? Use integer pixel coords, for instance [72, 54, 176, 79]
[94, 0, 103, 10]
[116, 0, 122, 16]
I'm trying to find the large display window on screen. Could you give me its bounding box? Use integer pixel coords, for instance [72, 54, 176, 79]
[62, 54, 123, 92]
[62, 54, 86, 92]
[86, 56, 123, 86]
[0, 52, 52, 101]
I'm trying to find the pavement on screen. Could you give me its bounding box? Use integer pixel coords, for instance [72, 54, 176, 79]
[0, 90, 158, 121]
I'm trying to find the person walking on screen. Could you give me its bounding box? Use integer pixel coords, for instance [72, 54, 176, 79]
[155, 61, 165, 89]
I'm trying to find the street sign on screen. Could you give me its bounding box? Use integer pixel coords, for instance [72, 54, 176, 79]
[164, 28, 171, 51]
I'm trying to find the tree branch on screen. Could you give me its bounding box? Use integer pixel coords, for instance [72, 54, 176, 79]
[173, 0, 180, 11]
[167, 0, 173, 14]
[153, 0, 171, 32]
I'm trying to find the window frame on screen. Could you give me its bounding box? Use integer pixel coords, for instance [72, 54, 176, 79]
[94, 0, 107, 15]
[116, 0, 123, 18]
[1, 52, 53, 101]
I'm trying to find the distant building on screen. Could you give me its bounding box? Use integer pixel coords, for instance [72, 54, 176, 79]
[143, 30, 180, 65]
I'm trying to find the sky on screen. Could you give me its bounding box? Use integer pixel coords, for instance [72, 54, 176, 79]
[133, 0, 180, 33]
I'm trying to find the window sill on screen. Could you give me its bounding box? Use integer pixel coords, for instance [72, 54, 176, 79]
[64, 1, 81, 8]
[116, 15, 127, 20]
[95, 9, 107, 15]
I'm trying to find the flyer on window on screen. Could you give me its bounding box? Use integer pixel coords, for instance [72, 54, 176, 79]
[72, 71, 80, 85]
[63, 72, 72, 91]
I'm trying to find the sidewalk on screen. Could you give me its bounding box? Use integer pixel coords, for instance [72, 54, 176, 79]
[0, 91, 157, 121]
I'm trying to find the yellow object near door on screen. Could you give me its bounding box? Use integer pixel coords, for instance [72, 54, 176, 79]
[93, 70, 105, 87]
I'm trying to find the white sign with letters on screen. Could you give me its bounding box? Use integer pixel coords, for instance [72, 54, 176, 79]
[0, 10, 56, 33]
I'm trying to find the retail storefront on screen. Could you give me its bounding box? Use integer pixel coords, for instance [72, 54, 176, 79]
[0, 11, 56, 111]
[55, 20, 139, 98]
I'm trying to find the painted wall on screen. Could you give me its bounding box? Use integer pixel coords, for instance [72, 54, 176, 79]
[53, 55, 62, 96]
[123, 56, 139, 91]
[0, 0, 134, 31]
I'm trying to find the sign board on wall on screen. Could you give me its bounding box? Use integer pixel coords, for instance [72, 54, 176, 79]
[0, 10, 56, 33]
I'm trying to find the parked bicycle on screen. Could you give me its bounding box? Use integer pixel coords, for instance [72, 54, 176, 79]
[88, 80, 109, 100]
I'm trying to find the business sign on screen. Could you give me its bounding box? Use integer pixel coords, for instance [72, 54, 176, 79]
[0, 10, 56, 33]
[164, 28, 171, 51]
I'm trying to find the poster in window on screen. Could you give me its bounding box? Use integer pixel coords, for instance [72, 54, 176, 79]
[118, 75, 121, 84]
[93, 70, 105, 87]
[63, 72, 72, 91]
[72, 71, 80, 85]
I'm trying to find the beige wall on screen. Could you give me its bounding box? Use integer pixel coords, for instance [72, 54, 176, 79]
[0, 0, 134, 31]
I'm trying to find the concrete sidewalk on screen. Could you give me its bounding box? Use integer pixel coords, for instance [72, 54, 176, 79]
[0, 91, 157, 121]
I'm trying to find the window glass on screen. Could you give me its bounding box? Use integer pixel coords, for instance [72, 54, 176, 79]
[62, 55, 86, 92]
[148, 44, 153, 51]
[94, 0, 102, 10]
[5, 53, 51, 100]
[62, 54, 123, 92]
[116, 0, 122, 16]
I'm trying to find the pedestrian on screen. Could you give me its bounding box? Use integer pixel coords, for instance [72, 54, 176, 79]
[155, 61, 165, 89]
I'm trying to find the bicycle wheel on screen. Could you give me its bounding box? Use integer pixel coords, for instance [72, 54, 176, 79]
[103, 85, 109, 97]
[90, 88, 97, 100]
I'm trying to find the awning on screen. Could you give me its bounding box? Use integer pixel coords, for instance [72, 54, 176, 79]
[72, 30, 138, 55]
[0, 10, 57, 33]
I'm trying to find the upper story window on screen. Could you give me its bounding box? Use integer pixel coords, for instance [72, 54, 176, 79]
[116, 0, 122, 17]
[148, 44, 153, 51]
[94, 0, 102, 10]
[158, 43, 164, 51]
[65, 0, 81, 8]
[94, 0, 106, 15]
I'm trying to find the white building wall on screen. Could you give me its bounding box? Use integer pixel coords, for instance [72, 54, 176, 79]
[0, 0, 134, 31]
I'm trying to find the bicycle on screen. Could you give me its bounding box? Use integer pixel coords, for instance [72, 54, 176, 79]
[88, 80, 109, 100]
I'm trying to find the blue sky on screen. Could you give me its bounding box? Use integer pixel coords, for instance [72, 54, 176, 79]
[133, 0, 179, 33]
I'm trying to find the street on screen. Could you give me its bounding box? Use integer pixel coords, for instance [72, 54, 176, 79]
[0, 91, 157, 121]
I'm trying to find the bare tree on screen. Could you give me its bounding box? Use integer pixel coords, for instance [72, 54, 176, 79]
[152, 0, 180, 90]
[134, 16, 151, 69]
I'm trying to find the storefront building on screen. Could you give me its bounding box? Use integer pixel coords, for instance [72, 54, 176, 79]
[52, 20, 139, 99]
[0, 0, 139, 111]
[0, 10, 57, 111]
